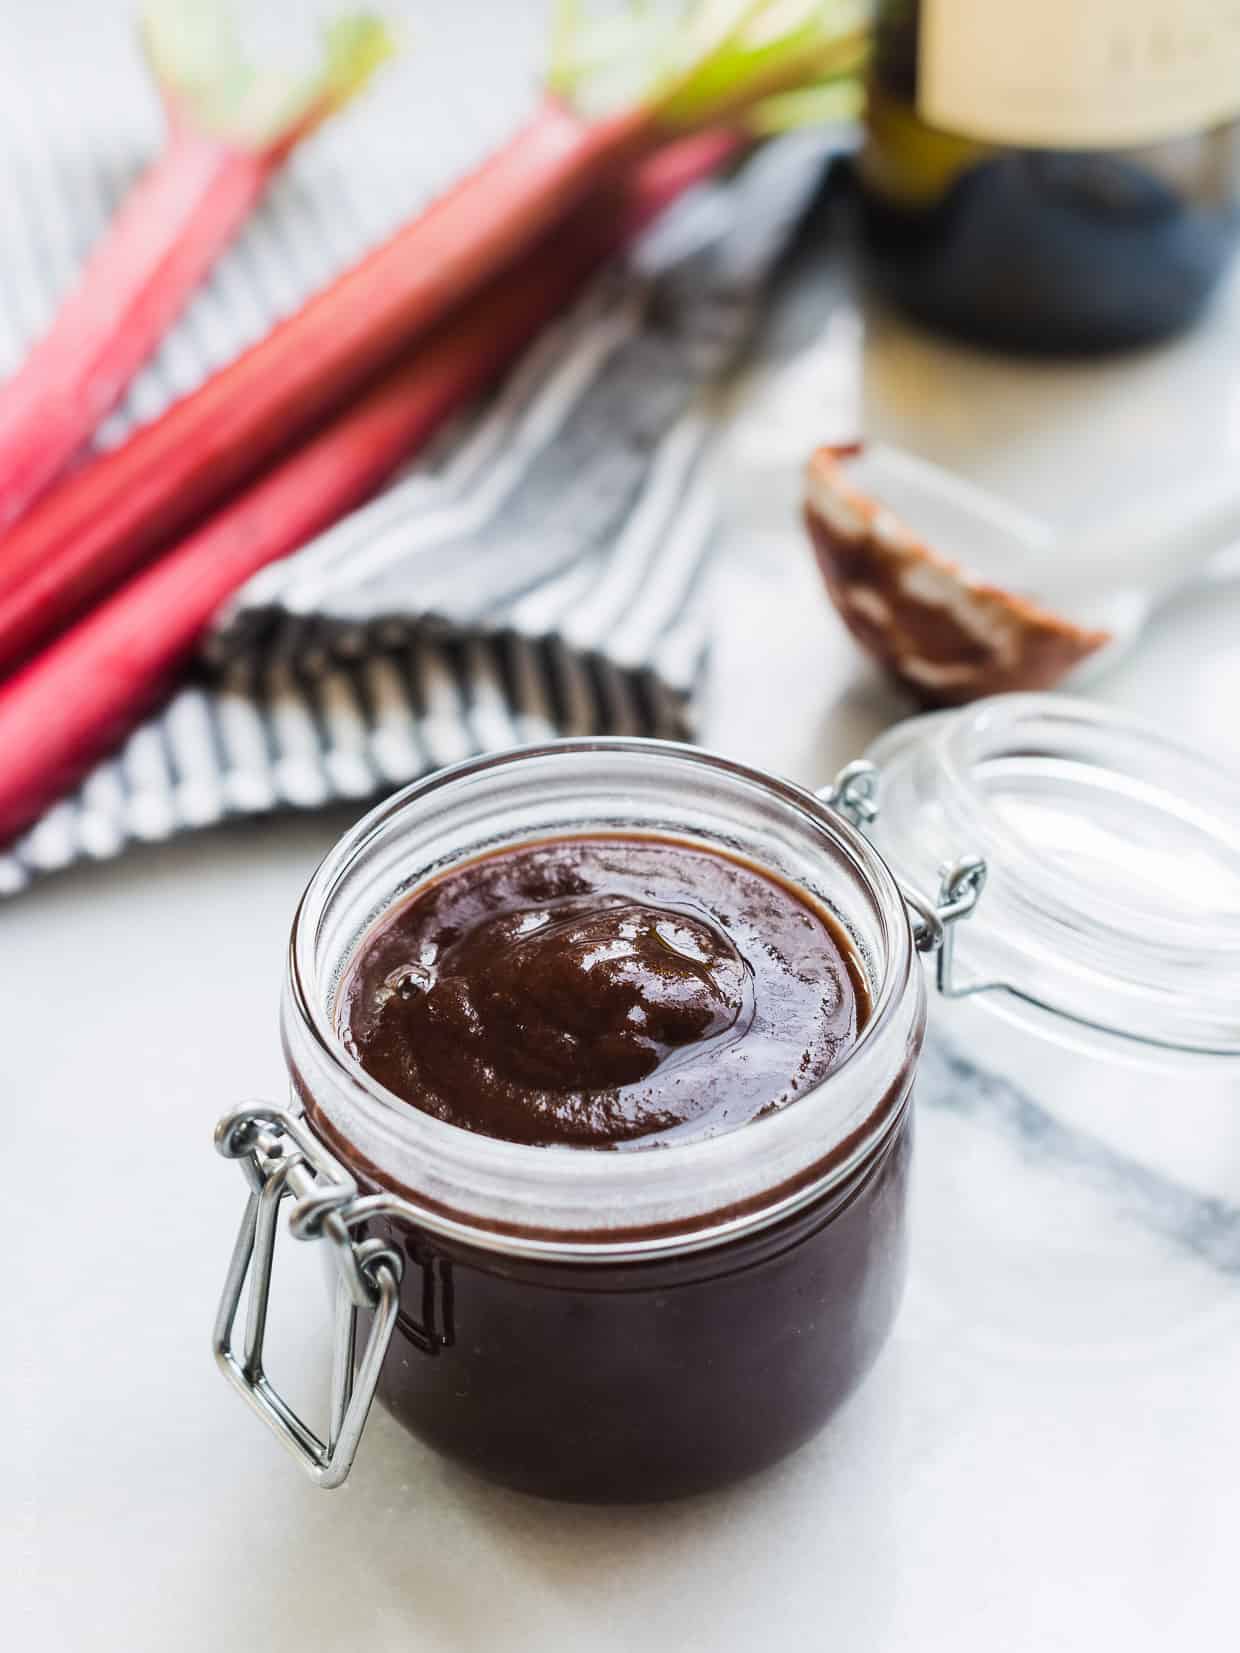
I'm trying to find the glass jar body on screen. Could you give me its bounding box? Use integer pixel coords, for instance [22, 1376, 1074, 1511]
[330, 1103, 911, 1502]
[281, 742, 924, 1501]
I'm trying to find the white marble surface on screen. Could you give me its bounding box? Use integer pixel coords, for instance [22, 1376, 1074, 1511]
[7, 172, 1240, 1653]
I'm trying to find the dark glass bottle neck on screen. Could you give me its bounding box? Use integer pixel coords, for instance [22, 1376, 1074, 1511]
[872, 0, 920, 100]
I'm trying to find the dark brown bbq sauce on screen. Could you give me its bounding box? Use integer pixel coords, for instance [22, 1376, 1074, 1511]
[338, 834, 870, 1149]
[313, 834, 913, 1502]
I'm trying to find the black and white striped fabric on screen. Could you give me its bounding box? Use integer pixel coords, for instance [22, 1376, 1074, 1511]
[0, 2, 833, 895]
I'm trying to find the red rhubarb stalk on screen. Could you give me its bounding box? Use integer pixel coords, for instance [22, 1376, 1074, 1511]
[0, 4, 392, 530]
[0, 132, 737, 844]
[0, 1, 866, 674]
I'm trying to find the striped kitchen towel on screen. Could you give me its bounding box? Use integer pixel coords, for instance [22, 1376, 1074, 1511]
[0, 3, 834, 895]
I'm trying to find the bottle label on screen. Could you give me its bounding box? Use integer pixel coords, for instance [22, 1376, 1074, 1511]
[919, 0, 1240, 148]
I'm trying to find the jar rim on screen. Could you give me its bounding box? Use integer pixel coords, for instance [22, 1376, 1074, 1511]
[282, 738, 923, 1258]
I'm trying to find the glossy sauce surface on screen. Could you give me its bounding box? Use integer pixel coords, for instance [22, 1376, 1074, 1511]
[339, 834, 869, 1148]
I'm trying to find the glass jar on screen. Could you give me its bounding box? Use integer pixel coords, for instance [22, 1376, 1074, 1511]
[212, 699, 1240, 1499]
[214, 743, 927, 1501]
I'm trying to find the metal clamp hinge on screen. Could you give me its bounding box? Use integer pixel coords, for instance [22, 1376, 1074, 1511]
[820, 761, 989, 999]
[213, 1103, 403, 1489]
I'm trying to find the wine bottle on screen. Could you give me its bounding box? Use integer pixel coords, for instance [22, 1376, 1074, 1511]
[857, 1, 1240, 352]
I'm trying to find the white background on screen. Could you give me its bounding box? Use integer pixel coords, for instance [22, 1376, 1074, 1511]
[5, 4, 1240, 1650]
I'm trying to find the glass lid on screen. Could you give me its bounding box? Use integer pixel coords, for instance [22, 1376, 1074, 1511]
[862, 695, 1240, 1057]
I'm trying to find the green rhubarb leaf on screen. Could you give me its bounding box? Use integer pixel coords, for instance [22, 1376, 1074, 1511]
[747, 77, 865, 134]
[549, 0, 670, 117]
[141, 0, 395, 153]
[550, 0, 870, 132]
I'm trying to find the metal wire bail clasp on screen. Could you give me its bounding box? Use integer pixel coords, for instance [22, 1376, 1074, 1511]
[213, 1104, 402, 1489]
[820, 761, 988, 997]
